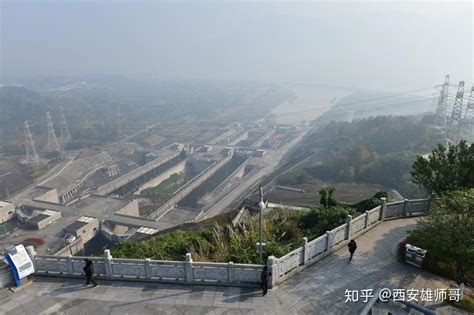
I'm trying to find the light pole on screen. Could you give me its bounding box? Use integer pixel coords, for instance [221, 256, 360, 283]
[258, 185, 266, 262]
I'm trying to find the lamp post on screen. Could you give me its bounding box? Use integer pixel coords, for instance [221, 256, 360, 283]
[258, 185, 266, 262]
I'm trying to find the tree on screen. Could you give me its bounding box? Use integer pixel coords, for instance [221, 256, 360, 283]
[319, 187, 338, 208]
[409, 189, 474, 283]
[299, 205, 357, 239]
[411, 140, 474, 195]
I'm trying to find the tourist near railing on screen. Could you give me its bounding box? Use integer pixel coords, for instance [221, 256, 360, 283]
[265, 197, 433, 288]
[5, 197, 432, 288]
[30, 251, 263, 287]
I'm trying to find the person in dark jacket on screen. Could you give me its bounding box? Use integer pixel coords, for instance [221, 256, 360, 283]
[83, 259, 98, 287]
[348, 240, 357, 262]
[260, 265, 270, 296]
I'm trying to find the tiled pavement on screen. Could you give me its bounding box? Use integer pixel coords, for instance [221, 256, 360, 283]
[0, 218, 468, 314]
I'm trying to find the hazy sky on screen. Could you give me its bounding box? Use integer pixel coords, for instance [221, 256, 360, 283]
[1, 1, 472, 90]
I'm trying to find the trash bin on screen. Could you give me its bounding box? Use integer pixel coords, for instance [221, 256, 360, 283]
[405, 244, 427, 268]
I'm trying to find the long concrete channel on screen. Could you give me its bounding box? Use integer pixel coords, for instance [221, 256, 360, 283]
[96, 150, 185, 196]
[148, 152, 234, 221]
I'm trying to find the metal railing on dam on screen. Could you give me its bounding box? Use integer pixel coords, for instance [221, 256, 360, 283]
[20, 197, 433, 289]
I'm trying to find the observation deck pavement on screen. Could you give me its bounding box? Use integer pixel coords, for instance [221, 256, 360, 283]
[0, 218, 466, 314]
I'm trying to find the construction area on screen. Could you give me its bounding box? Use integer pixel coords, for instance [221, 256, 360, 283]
[1, 116, 309, 258]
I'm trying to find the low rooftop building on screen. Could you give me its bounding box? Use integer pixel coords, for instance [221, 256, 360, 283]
[0, 201, 15, 223]
[64, 216, 99, 244]
[27, 209, 62, 230]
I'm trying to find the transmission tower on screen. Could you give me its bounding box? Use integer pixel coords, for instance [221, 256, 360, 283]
[435, 75, 450, 125]
[59, 105, 71, 145]
[447, 81, 465, 143]
[24, 120, 40, 165]
[451, 81, 465, 122]
[45, 112, 60, 152]
[460, 85, 474, 141]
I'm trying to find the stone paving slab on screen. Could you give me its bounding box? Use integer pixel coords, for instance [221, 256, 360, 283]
[0, 218, 469, 314]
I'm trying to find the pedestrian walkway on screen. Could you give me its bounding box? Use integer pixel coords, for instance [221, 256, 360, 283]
[0, 218, 467, 314]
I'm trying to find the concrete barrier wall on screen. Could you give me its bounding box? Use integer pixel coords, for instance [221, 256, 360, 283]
[149, 154, 233, 220]
[97, 152, 182, 195]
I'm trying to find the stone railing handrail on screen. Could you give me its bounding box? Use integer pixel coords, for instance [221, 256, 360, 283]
[266, 197, 432, 288]
[22, 197, 432, 289]
[31, 252, 263, 287]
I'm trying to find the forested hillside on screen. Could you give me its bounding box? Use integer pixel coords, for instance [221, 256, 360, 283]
[279, 116, 439, 197]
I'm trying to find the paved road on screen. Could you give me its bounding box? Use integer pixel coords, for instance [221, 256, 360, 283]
[0, 218, 466, 314]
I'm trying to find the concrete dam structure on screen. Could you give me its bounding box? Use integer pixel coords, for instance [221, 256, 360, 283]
[96, 150, 187, 196]
[148, 151, 250, 221]
[177, 153, 248, 210]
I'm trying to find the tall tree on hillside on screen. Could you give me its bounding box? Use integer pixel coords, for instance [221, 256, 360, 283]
[409, 189, 474, 284]
[319, 187, 338, 208]
[411, 140, 474, 195]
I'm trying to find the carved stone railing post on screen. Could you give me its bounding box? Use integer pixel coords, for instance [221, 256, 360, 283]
[403, 199, 409, 217]
[228, 261, 235, 284]
[67, 256, 74, 275]
[26, 245, 37, 272]
[301, 237, 308, 265]
[364, 211, 369, 229]
[267, 255, 278, 289]
[144, 258, 152, 279]
[346, 215, 352, 239]
[184, 253, 193, 283]
[427, 193, 435, 212]
[380, 197, 387, 221]
[326, 231, 332, 251]
[104, 249, 113, 279]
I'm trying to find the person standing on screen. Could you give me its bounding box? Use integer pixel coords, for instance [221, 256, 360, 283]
[348, 240, 357, 262]
[83, 259, 98, 287]
[260, 265, 270, 296]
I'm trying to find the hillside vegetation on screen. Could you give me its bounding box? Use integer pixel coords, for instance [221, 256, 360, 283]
[279, 116, 439, 197]
[112, 190, 387, 263]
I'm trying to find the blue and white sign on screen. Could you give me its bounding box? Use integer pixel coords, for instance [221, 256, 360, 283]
[5, 244, 35, 287]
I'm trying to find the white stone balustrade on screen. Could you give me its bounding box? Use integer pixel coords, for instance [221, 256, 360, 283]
[20, 197, 431, 289]
[31, 252, 263, 287]
[266, 198, 431, 288]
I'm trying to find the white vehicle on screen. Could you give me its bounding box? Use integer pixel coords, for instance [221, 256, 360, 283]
[65, 235, 77, 244]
